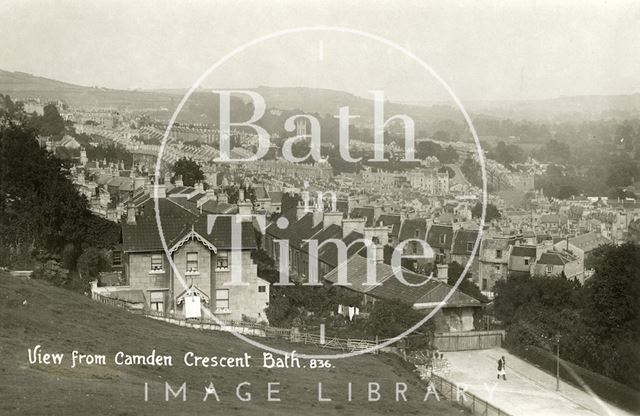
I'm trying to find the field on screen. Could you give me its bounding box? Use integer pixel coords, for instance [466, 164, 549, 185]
[0, 274, 465, 415]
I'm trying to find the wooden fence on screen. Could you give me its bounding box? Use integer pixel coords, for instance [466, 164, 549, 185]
[434, 330, 505, 352]
[93, 292, 134, 309]
[143, 308, 384, 353]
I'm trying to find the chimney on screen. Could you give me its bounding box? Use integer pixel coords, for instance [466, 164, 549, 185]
[342, 217, 366, 238]
[296, 201, 308, 221]
[152, 183, 166, 199]
[163, 172, 172, 185]
[323, 211, 344, 229]
[237, 190, 252, 217]
[126, 202, 136, 224]
[364, 224, 389, 246]
[218, 192, 229, 204]
[312, 210, 323, 228]
[175, 175, 184, 187]
[375, 243, 384, 264]
[436, 263, 449, 283]
[195, 181, 204, 193]
[372, 204, 382, 223]
[134, 176, 146, 191]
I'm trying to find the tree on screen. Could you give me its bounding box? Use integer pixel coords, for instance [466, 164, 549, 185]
[447, 261, 489, 303]
[367, 298, 434, 349]
[471, 202, 501, 222]
[30, 103, 65, 137]
[77, 247, 110, 285]
[1, 117, 118, 273]
[172, 157, 204, 187]
[584, 243, 640, 338]
[32, 260, 69, 287]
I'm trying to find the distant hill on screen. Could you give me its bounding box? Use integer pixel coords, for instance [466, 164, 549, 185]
[2, 68, 640, 122]
[466, 94, 640, 121]
[0, 274, 462, 415]
[0, 69, 178, 109]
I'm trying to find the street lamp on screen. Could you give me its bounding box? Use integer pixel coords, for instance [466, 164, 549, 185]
[555, 334, 561, 391]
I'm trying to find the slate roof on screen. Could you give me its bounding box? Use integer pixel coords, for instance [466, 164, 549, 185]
[399, 218, 428, 241]
[451, 229, 480, 255]
[537, 251, 577, 266]
[426, 224, 454, 250]
[414, 283, 483, 308]
[378, 214, 402, 238]
[122, 198, 256, 252]
[269, 191, 283, 204]
[351, 207, 376, 227]
[254, 185, 269, 200]
[511, 245, 537, 258]
[316, 230, 366, 269]
[324, 255, 482, 307]
[568, 232, 611, 253]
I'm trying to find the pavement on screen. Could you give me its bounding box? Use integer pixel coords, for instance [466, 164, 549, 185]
[442, 348, 636, 416]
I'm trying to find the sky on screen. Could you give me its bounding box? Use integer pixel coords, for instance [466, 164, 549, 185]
[0, 0, 639, 103]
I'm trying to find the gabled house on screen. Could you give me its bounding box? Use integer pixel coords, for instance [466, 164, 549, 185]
[553, 231, 611, 279]
[507, 244, 537, 277]
[533, 250, 582, 282]
[478, 235, 517, 296]
[378, 214, 402, 247]
[426, 224, 454, 264]
[451, 228, 480, 280]
[398, 218, 432, 272]
[119, 196, 269, 322]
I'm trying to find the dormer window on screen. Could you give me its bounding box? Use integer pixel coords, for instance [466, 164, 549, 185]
[496, 249, 502, 259]
[440, 235, 446, 244]
[467, 242, 473, 252]
[186, 252, 198, 273]
[216, 251, 229, 270]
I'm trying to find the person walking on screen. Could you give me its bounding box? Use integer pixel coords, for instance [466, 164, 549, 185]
[497, 356, 507, 381]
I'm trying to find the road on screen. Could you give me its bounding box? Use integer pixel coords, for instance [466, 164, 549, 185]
[442, 348, 635, 416]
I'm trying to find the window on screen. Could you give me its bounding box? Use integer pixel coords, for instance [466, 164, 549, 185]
[482, 278, 488, 290]
[216, 252, 229, 270]
[439, 235, 446, 244]
[414, 229, 420, 238]
[150, 291, 164, 312]
[496, 249, 502, 259]
[216, 289, 229, 309]
[186, 252, 198, 273]
[151, 253, 163, 272]
[524, 258, 530, 266]
[495, 265, 501, 271]
[545, 265, 553, 275]
[258, 286, 266, 293]
[112, 251, 122, 267]
[466, 242, 473, 252]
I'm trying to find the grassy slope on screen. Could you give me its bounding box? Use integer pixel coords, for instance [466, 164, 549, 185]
[0, 274, 464, 416]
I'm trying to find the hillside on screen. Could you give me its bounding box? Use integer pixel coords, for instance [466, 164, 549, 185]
[3, 69, 640, 122]
[0, 69, 178, 109]
[0, 274, 462, 415]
